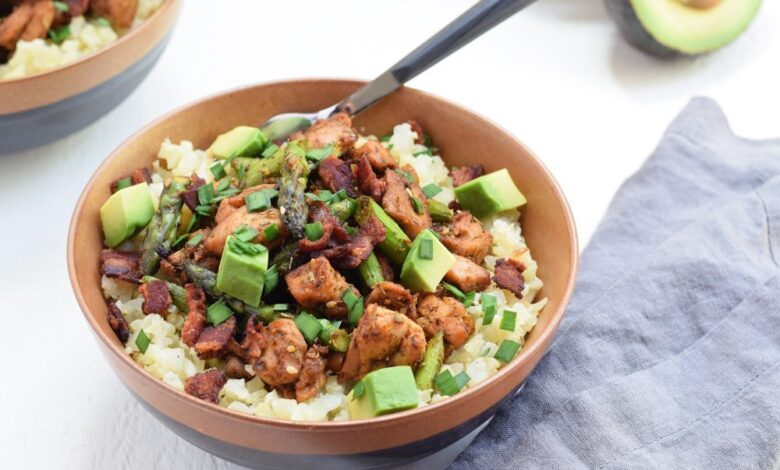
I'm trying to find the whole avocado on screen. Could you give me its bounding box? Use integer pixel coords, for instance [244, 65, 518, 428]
[605, 0, 762, 57]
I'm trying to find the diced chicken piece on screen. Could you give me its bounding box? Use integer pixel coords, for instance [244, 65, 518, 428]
[90, 0, 138, 29]
[444, 255, 491, 293]
[21, 0, 53, 40]
[184, 369, 227, 404]
[204, 206, 286, 255]
[253, 319, 307, 388]
[181, 284, 207, 347]
[285, 257, 358, 319]
[436, 211, 492, 264]
[317, 156, 357, 197]
[139, 279, 171, 315]
[339, 304, 426, 382]
[295, 344, 328, 403]
[493, 258, 525, 298]
[303, 112, 358, 152]
[214, 184, 276, 224]
[415, 294, 474, 351]
[365, 282, 416, 318]
[107, 302, 129, 343]
[450, 165, 484, 187]
[348, 140, 396, 172]
[194, 316, 236, 359]
[381, 169, 431, 239]
[0, 1, 32, 50]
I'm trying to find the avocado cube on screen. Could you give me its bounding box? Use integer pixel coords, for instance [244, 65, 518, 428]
[216, 236, 268, 307]
[454, 169, 526, 218]
[348, 366, 419, 419]
[400, 230, 455, 293]
[99, 183, 155, 248]
[209, 126, 268, 160]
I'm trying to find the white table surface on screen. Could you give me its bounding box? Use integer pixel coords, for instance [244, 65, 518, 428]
[2, 0, 779, 468]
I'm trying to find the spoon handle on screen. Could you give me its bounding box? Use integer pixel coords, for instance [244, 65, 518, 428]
[334, 0, 538, 116]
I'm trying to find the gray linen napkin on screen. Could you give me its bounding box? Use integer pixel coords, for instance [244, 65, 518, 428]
[452, 98, 780, 469]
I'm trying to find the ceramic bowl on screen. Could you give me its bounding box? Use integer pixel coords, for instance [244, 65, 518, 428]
[68, 79, 578, 469]
[0, 0, 182, 154]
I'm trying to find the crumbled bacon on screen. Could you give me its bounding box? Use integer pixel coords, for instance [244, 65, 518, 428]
[100, 249, 141, 283]
[225, 355, 252, 380]
[493, 258, 526, 298]
[107, 302, 129, 343]
[195, 316, 237, 359]
[407, 120, 426, 144]
[181, 174, 206, 212]
[319, 216, 386, 270]
[110, 167, 152, 193]
[450, 165, 484, 187]
[181, 284, 207, 347]
[357, 156, 385, 202]
[139, 280, 171, 315]
[298, 201, 349, 253]
[184, 369, 227, 404]
[240, 316, 267, 364]
[317, 156, 357, 197]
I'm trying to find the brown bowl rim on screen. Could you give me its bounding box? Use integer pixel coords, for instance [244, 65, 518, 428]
[67, 78, 579, 430]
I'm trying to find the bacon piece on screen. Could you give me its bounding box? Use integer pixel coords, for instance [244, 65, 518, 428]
[225, 355, 252, 380]
[349, 140, 396, 172]
[90, 0, 138, 29]
[493, 258, 526, 298]
[181, 284, 207, 347]
[295, 344, 328, 403]
[195, 316, 237, 359]
[319, 216, 385, 270]
[450, 165, 484, 187]
[181, 175, 206, 212]
[317, 156, 357, 197]
[407, 120, 426, 144]
[139, 280, 171, 315]
[184, 369, 227, 404]
[100, 249, 141, 283]
[357, 156, 385, 202]
[240, 316, 267, 364]
[365, 282, 416, 318]
[52, 0, 89, 27]
[107, 302, 129, 343]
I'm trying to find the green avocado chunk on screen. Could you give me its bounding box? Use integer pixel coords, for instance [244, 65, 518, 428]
[210, 126, 268, 160]
[216, 235, 269, 307]
[605, 0, 761, 57]
[348, 366, 419, 419]
[400, 229, 455, 293]
[100, 183, 155, 248]
[454, 169, 526, 218]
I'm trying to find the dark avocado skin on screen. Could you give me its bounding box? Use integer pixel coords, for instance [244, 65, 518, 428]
[604, 0, 682, 57]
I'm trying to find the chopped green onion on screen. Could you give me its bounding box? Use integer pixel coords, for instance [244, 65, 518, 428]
[413, 148, 434, 157]
[245, 191, 271, 212]
[48, 25, 71, 44]
[500, 310, 517, 332]
[53, 1, 69, 12]
[210, 163, 227, 180]
[454, 372, 471, 390]
[195, 205, 213, 217]
[305, 222, 324, 241]
[182, 213, 199, 234]
[305, 144, 334, 162]
[329, 189, 347, 203]
[227, 237, 266, 256]
[442, 282, 466, 300]
[263, 223, 281, 242]
[395, 169, 414, 184]
[236, 162, 246, 182]
[419, 238, 434, 260]
[197, 184, 214, 205]
[423, 134, 434, 148]
[294, 311, 322, 344]
[93, 16, 111, 27]
[462, 291, 476, 307]
[352, 380, 365, 400]
[262, 143, 279, 159]
[172, 234, 187, 248]
[216, 178, 230, 192]
[343, 289, 363, 325]
[422, 183, 442, 199]
[434, 370, 460, 396]
[186, 233, 204, 247]
[232, 225, 259, 243]
[411, 196, 425, 215]
[345, 225, 358, 236]
[308, 190, 333, 202]
[206, 299, 233, 326]
[114, 177, 132, 191]
[379, 134, 392, 143]
[494, 339, 521, 363]
[135, 329, 151, 353]
[263, 265, 279, 295]
[273, 303, 291, 312]
[482, 294, 497, 325]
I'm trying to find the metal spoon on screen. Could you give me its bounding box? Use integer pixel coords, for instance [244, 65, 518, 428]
[260, 0, 538, 141]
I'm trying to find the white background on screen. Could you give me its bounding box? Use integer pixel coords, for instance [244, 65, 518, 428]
[1, 0, 778, 468]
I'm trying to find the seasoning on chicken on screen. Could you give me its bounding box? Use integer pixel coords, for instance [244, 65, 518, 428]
[184, 369, 227, 404]
[349, 140, 396, 172]
[339, 304, 427, 382]
[381, 169, 431, 238]
[252, 319, 307, 388]
[365, 282, 417, 318]
[203, 207, 285, 255]
[444, 255, 491, 293]
[493, 258, 526, 298]
[303, 112, 358, 152]
[436, 211, 492, 264]
[214, 184, 277, 224]
[415, 294, 474, 350]
[450, 164, 484, 187]
[139, 279, 172, 315]
[295, 344, 328, 403]
[181, 284, 207, 347]
[285, 257, 359, 319]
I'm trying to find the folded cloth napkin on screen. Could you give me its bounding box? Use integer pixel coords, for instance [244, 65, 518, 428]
[452, 98, 780, 469]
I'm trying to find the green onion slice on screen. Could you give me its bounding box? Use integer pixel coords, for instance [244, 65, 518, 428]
[434, 370, 460, 396]
[343, 289, 364, 326]
[454, 372, 471, 390]
[422, 183, 442, 199]
[305, 222, 324, 241]
[263, 265, 279, 295]
[135, 329, 151, 353]
[294, 311, 322, 344]
[494, 340, 521, 363]
[352, 380, 366, 400]
[262, 143, 279, 159]
[233, 225, 259, 243]
[419, 238, 434, 260]
[186, 233, 204, 247]
[411, 196, 425, 215]
[206, 299, 233, 326]
[53, 1, 69, 12]
[499, 310, 517, 332]
[115, 177, 132, 191]
[263, 223, 281, 242]
[209, 163, 227, 180]
[305, 144, 334, 162]
[245, 191, 271, 212]
[197, 184, 214, 205]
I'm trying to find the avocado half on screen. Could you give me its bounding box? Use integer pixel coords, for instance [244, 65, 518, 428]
[605, 0, 762, 57]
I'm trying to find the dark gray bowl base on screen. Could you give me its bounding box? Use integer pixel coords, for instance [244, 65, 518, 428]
[133, 384, 522, 470]
[0, 33, 171, 155]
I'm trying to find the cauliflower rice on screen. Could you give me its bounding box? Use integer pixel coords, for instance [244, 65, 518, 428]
[102, 123, 546, 422]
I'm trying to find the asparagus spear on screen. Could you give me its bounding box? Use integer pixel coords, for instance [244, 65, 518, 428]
[317, 319, 350, 352]
[355, 196, 412, 265]
[427, 199, 453, 222]
[139, 180, 186, 274]
[415, 332, 445, 390]
[141, 276, 188, 313]
[278, 142, 310, 239]
[235, 148, 285, 187]
[271, 240, 303, 275]
[226, 298, 277, 324]
[329, 197, 357, 224]
[184, 262, 219, 297]
[357, 252, 385, 288]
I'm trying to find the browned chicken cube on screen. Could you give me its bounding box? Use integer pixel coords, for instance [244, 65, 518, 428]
[381, 169, 431, 239]
[204, 206, 286, 255]
[444, 255, 491, 293]
[348, 140, 396, 172]
[416, 293, 475, 351]
[303, 112, 358, 152]
[90, 0, 138, 29]
[253, 319, 307, 388]
[285, 257, 359, 319]
[365, 281, 417, 318]
[436, 211, 492, 264]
